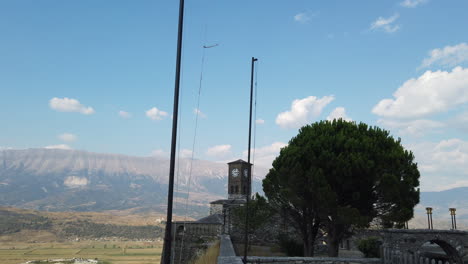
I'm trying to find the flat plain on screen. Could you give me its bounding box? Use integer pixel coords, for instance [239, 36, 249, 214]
[0, 241, 162, 264]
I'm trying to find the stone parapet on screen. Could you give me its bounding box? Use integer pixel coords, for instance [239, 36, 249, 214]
[245, 257, 381, 264]
[218, 234, 244, 264]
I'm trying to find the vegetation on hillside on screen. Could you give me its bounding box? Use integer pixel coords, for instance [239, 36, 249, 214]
[61, 220, 163, 239]
[0, 208, 163, 240]
[0, 209, 52, 234]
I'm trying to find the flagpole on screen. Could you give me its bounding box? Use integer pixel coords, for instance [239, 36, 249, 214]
[161, 0, 185, 263]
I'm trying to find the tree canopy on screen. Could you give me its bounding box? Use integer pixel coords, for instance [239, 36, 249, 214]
[263, 119, 420, 257]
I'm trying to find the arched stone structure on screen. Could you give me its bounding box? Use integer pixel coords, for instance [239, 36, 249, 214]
[382, 229, 468, 264]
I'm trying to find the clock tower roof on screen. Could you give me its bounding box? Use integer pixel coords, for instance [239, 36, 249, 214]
[227, 159, 252, 165]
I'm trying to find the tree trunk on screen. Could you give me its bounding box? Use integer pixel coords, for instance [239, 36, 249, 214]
[302, 222, 312, 257]
[327, 224, 341, 257]
[328, 238, 339, 257]
[303, 227, 315, 256]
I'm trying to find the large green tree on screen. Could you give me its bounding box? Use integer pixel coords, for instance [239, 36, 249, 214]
[263, 119, 420, 257]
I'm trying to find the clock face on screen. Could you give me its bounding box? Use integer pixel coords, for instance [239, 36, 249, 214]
[243, 169, 249, 178]
[231, 168, 240, 177]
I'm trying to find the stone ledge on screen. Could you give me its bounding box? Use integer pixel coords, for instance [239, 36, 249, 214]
[219, 234, 237, 257]
[382, 229, 468, 235]
[218, 256, 245, 264]
[246, 257, 381, 264]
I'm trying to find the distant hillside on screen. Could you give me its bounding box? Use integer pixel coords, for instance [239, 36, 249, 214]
[0, 148, 266, 217]
[410, 187, 468, 230]
[0, 206, 168, 242]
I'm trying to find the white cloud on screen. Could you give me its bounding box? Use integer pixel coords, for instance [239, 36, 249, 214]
[58, 133, 77, 142]
[146, 107, 168, 121]
[243, 142, 287, 169]
[49, 97, 95, 115]
[370, 13, 400, 33]
[206, 144, 232, 157]
[420, 43, 468, 68]
[151, 149, 168, 158]
[408, 139, 468, 191]
[452, 111, 468, 131]
[326, 107, 352, 122]
[119, 110, 131, 119]
[180, 149, 193, 159]
[151, 148, 192, 159]
[400, 0, 427, 8]
[255, 119, 265, 125]
[436, 180, 468, 191]
[193, 108, 207, 118]
[294, 13, 311, 23]
[0, 146, 13, 150]
[372, 67, 468, 118]
[44, 144, 72, 150]
[276, 95, 334, 129]
[377, 119, 444, 137]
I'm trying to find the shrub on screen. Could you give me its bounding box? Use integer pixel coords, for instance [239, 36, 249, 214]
[358, 237, 382, 258]
[278, 234, 304, 257]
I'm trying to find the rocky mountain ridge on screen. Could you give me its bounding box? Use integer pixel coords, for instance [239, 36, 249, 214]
[0, 148, 266, 217]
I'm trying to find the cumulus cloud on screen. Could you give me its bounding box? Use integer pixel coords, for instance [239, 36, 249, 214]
[370, 13, 400, 33]
[452, 111, 468, 131]
[49, 97, 95, 115]
[400, 0, 427, 8]
[372, 67, 468, 118]
[58, 133, 77, 142]
[44, 144, 72, 150]
[146, 107, 168, 121]
[420, 43, 468, 69]
[326, 107, 352, 122]
[243, 142, 287, 169]
[193, 108, 207, 118]
[408, 139, 468, 190]
[256, 119, 265, 125]
[206, 144, 232, 157]
[119, 110, 131, 119]
[377, 119, 444, 137]
[276, 95, 334, 129]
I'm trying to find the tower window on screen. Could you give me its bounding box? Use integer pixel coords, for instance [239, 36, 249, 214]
[243, 186, 246, 194]
[235, 185, 239, 194]
[230, 186, 234, 193]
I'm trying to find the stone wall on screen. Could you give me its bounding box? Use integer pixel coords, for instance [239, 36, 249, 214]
[381, 229, 468, 264]
[171, 222, 222, 264]
[245, 257, 381, 264]
[230, 209, 302, 247]
[217, 234, 380, 264]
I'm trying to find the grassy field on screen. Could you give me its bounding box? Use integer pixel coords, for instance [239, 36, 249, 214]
[0, 241, 162, 264]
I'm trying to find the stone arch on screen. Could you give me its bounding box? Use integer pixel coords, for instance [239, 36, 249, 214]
[418, 239, 463, 264]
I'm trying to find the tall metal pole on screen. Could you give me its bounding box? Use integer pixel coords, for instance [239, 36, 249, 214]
[161, 0, 185, 263]
[244, 57, 257, 263]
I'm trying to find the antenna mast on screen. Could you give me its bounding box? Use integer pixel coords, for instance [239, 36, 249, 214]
[161, 0, 185, 263]
[244, 56, 258, 263]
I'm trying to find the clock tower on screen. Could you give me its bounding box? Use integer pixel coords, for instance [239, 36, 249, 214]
[227, 159, 252, 200]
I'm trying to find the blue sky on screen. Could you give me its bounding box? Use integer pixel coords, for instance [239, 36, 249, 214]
[1, 0, 468, 191]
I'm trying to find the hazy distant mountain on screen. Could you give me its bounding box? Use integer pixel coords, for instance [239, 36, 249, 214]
[1, 148, 466, 224]
[410, 187, 468, 230]
[0, 148, 266, 217]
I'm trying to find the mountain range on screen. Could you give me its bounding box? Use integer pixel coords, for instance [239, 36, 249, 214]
[0, 148, 466, 227]
[0, 148, 266, 218]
